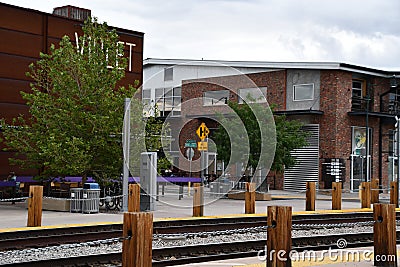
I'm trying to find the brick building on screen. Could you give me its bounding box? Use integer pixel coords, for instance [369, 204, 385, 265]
[0, 3, 144, 179]
[143, 59, 400, 191]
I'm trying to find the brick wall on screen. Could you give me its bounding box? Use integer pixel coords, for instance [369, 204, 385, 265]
[180, 68, 396, 190]
[319, 71, 395, 190]
[180, 70, 286, 179]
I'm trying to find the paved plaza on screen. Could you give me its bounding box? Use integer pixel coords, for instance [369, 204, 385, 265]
[0, 188, 371, 230]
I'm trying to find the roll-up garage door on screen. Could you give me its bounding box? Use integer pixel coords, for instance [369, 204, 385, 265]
[284, 124, 319, 191]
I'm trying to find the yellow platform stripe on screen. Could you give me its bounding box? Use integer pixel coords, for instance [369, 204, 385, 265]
[271, 196, 359, 200]
[2, 207, 399, 233]
[240, 250, 400, 267]
[0, 221, 122, 233]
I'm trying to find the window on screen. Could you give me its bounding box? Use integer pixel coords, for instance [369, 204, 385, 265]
[155, 87, 181, 117]
[388, 93, 400, 113]
[351, 126, 372, 156]
[351, 80, 367, 111]
[164, 67, 173, 81]
[203, 90, 229, 106]
[172, 87, 181, 116]
[142, 89, 153, 116]
[389, 130, 396, 157]
[142, 89, 152, 105]
[293, 84, 314, 101]
[352, 80, 363, 98]
[238, 87, 267, 104]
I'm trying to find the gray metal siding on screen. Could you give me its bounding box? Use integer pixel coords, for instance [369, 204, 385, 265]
[284, 124, 320, 191]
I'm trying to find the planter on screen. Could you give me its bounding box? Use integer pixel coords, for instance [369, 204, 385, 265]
[228, 190, 271, 201]
[42, 198, 70, 212]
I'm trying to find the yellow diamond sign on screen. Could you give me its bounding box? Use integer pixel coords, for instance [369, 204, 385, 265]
[196, 122, 209, 140]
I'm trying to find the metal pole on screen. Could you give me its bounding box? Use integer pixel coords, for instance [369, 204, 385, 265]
[361, 158, 364, 186]
[200, 151, 204, 185]
[189, 148, 192, 177]
[366, 97, 370, 182]
[350, 155, 354, 192]
[199, 150, 205, 213]
[396, 116, 400, 189]
[122, 98, 131, 212]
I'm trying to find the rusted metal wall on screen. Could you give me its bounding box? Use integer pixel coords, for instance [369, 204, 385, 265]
[0, 3, 144, 178]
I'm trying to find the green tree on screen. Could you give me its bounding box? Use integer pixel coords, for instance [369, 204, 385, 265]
[213, 101, 309, 175]
[1, 18, 138, 183]
[144, 106, 172, 173]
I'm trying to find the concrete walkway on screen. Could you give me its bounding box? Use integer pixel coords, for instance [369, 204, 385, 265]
[0, 189, 370, 230]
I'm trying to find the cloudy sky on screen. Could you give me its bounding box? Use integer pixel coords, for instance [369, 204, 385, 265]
[3, 0, 400, 70]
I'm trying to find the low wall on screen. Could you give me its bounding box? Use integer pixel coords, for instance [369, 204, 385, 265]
[228, 191, 271, 201]
[42, 198, 70, 212]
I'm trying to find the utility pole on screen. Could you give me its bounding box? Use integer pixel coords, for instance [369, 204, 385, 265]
[392, 76, 399, 193]
[396, 116, 400, 189]
[365, 91, 370, 182]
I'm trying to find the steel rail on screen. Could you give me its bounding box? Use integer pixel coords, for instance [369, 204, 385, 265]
[0, 224, 122, 251]
[1, 231, 392, 267]
[0, 211, 388, 251]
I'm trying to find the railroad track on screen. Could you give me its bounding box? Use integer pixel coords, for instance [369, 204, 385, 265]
[1, 232, 390, 267]
[0, 211, 382, 251]
[0, 212, 384, 251]
[0, 212, 395, 266]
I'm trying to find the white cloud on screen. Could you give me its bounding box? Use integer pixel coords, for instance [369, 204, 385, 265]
[2, 0, 400, 69]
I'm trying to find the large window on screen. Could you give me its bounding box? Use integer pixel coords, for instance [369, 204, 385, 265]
[388, 93, 400, 113]
[155, 87, 181, 117]
[238, 87, 267, 104]
[350, 126, 372, 190]
[351, 126, 371, 156]
[203, 90, 229, 106]
[293, 83, 314, 101]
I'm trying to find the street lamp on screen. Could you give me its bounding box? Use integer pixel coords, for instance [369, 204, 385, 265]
[391, 75, 397, 88]
[392, 75, 399, 189]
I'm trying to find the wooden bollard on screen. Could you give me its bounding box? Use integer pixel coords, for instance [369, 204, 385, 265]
[390, 181, 398, 208]
[267, 206, 292, 267]
[331, 182, 342, 210]
[128, 184, 140, 212]
[361, 182, 371, 208]
[373, 204, 397, 266]
[371, 178, 379, 204]
[122, 212, 153, 267]
[27, 185, 43, 227]
[193, 183, 204, 217]
[306, 182, 316, 211]
[245, 182, 256, 214]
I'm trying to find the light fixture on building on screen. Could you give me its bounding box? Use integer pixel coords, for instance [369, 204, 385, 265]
[391, 75, 398, 88]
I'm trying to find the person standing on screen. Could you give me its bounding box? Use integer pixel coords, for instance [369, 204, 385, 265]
[7, 172, 18, 204]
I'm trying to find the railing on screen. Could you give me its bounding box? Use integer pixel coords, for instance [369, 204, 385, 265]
[351, 96, 372, 112]
[352, 95, 400, 115]
[380, 93, 400, 115]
